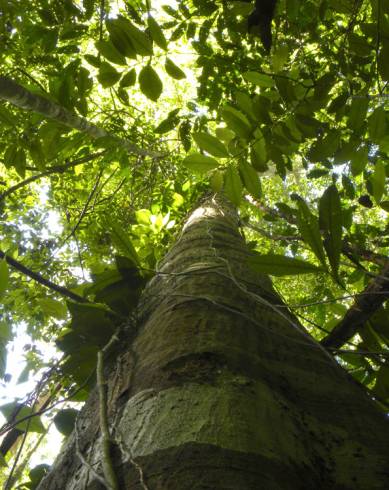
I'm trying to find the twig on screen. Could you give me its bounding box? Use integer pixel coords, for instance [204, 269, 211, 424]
[0, 151, 105, 201]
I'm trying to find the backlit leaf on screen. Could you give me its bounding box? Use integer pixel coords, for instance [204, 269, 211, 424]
[183, 153, 219, 173]
[319, 185, 343, 278]
[165, 58, 186, 79]
[249, 253, 323, 276]
[193, 132, 229, 157]
[224, 166, 242, 206]
[139, 65, 163, 101]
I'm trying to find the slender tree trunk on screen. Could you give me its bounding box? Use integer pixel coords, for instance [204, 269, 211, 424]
[38, 193, 389, 490]
[0, 76, 158, 157]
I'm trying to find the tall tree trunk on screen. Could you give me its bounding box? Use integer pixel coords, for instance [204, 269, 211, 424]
[38, 193, 389, 490]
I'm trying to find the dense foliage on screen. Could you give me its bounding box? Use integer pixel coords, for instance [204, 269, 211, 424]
[0, 0, 388, 486]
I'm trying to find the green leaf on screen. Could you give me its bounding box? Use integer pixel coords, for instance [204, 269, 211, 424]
[0, 260, 9, 296]
[248, 253, 323, 276]
[292, 195, 327, 269]
[120, 68, 136, 87]
[192, 132, 229, 157]
[0, 402, 46, 433]
[319, 185, 343, 278]
[239, 161, 261, 198]
[139, 65, 163, 101]
[106, 18, 137, 58]
[95, 39, 126, 65]
[243, 71, 274, 87]
[251, 132, 268, 171]
[119, 18, 153, 56]
[215, 127, 235, 143]
[165, 58, 186, 80]
[155, 109, 180, 134]
[39, 298, 68, 319]
[183, 153, 219, 174]
[210, 170, 224, 192]
[224, 166, 242, 206]
[368, 107, 387, 143]
[147, 15, 168, 50]
[97, 61, 121, 88]
[372, 161, 386, 203]
[348, 97, 368, 132]
[351, 146, 368, 176]
[221, 106, 252, 139]
[107, 222, 139, 265]
[53, 408, 79, 436]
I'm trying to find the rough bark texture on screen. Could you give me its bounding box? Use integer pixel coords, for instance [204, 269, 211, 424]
[38, 193, 389, 490]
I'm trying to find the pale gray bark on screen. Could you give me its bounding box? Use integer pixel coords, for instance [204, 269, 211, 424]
[0, 75, 160, 157]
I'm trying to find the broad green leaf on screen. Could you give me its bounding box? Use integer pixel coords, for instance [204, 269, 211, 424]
[53, 408, 79, 436]
[165, 58, 186, 79]
[210, 170, 224, 192]
[106, 18, 137, 58]
[243, 71, 274, 87]
[97, 61, 121, 88]
[351, 146, 368, 176]
[0, 260, 9, 296]
[39, 298, 68, 319]
[0, 402, 46, 433]
[251, 131, 268, 171]
[107, 222, 139, 265]
[308, 130, 340, 161]
[119, 18, 153, 56]
[29, 464, 51, 486]
[120, 69, 136, 87]
[319, 185, 343, 278]
[215, 127, 235, 143]
[348, 97, 368, 132]
[193, 132, 229, 157]
[139, 65, 163, 101]
[248, 253, 323, 276]
[154, 108, 180, 134]
[373, 365, 389, 401]
[235, 92, 255, 119]
[372, 161, 386, 203]
[221, 106, 252, 139]
[95, 40, 126, 65]
[147, 15, 168, 50]
[183, 153, 219, 174]
[224, 166, 242, 206]
[136, 209, 151, 225]
[368, 107, 387, 143]
[292, 195, 327, 269]
[239, 161, 262, 198]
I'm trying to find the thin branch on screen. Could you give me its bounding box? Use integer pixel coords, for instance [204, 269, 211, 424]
[321, 261, 389, 349]
[60, 168, 104, 244]
[0, 250, 87, 303]
[0, 151, 105, 201]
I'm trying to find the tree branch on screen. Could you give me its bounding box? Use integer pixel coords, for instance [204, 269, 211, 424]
[0, 250, 87, 303]
[0, 75, 161, 158]
[321, 262, 389, 349]
[0, 151, 105, 201]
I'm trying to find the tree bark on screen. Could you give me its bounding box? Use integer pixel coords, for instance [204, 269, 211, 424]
[38, 193, 389, 490]
[0, 76, 159, 157]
